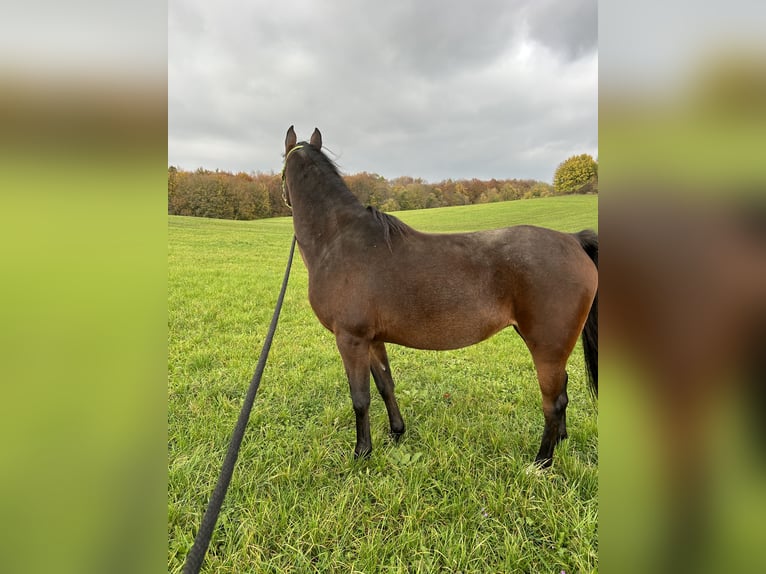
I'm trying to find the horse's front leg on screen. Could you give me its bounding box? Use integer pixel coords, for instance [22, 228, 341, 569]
[370, 341, 405, 440]
[336, 332, 373, 458]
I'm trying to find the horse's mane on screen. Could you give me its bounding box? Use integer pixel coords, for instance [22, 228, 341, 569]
[366, 205, 413, 251]
[291, 141, 346, 187]
[295, 142, 412, 250]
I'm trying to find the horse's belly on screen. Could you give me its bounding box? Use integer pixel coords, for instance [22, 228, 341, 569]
[379, 310, 512, 351]
[308, 266, 514, 349]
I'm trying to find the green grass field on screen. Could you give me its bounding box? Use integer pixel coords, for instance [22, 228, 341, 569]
[168, 195, 598, 573]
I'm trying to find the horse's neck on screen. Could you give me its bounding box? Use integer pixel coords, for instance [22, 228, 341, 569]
[292, 187, 364, 260]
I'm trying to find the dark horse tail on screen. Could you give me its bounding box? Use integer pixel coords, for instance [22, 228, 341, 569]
[576, 230, 598, 396]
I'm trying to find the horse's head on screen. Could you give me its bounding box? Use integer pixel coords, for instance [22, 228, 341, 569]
[282, 125, 322, 208]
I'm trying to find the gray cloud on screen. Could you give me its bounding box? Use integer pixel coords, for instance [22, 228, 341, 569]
[524, 0, 597, 60]
[169, 0, 597, 182]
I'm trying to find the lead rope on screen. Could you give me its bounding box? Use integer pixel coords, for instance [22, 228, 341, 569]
[182, 235, 297, 574]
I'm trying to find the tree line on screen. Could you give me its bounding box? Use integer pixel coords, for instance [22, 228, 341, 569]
[168, 154, 597, 220]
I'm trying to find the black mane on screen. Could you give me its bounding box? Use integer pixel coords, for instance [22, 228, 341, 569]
[293, 141, 345, 186]
[366, 206, 413, 251]
[295, 141, 412, 250]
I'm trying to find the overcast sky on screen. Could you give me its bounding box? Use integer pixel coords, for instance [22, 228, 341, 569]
[168, 0, 597, 183]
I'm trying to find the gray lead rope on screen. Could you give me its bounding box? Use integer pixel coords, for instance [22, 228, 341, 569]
[182, 235, 297, 574]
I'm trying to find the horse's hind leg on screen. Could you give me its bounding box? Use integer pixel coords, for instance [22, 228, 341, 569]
[336, 332, 373, 458]
[370, 341, 405, 440]
[532, 359, 570, 468]
[557, 372, 569, 442]
[520, 291, 590, 466]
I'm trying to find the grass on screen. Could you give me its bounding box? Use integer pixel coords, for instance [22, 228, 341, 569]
[168, 195, 598, 573]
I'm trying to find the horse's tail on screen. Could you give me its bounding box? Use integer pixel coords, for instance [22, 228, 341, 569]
[576, 229, 598, 396]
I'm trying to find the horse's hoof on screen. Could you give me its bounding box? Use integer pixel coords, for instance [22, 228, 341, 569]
[389, 428, 405, 443]
[353, 448, 372, 460]
[534, 455, 553, 469]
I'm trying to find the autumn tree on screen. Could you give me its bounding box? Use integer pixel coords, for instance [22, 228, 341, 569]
[167, 166, 182, 214]
[168, 166, 571, 220]
[553, 154, 598, 194]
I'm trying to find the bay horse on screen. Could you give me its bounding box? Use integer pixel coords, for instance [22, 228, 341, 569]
[281, 126, 598, 467]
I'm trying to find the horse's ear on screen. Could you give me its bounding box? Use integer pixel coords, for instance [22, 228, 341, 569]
[285, 125, 297, 154]
[310, 128, 322, 149]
